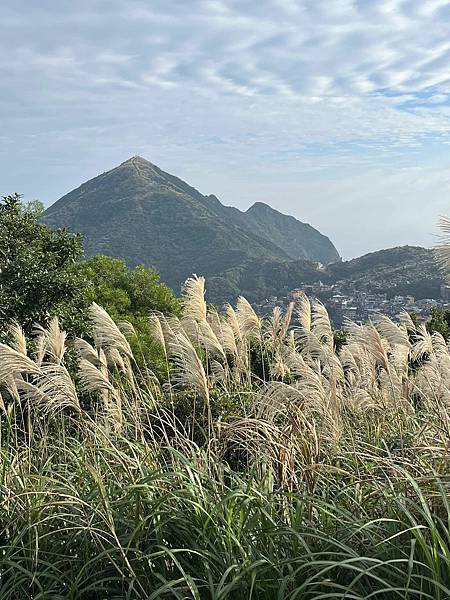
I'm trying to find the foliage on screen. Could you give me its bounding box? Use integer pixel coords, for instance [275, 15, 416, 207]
[74, 255, 181, 376]
[427, 307, 450, 340]
[1, 278, 450, 596]
[0, 193, 88, 337]
[208, 246, 444, 304]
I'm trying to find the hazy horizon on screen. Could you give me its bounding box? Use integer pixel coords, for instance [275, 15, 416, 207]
[2, 0, 450, 259]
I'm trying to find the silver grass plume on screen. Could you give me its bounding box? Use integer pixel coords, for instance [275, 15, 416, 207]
[90, 303, 132, 357]
[0, 343, 41, 382]
[374, 315, 410, 348]
[208, 310, 238, 357]
[18, 364, 81, 414]
[225, 304, 243, 345]
[78, 358, 122, 427]
[311, 300, 333, 349]
[74, 338, 106, 368]
[182, 275, 207, 323]
[34, 317, 67, 365]
[169, 332, 210, 404]
[296, 292, 311, 332]
[7, 322, 27, 356]
[236, 296, 261, 340]
[411, 324, 434, 362]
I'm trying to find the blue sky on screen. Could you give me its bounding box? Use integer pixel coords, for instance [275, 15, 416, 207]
[1, 0, 450, 258]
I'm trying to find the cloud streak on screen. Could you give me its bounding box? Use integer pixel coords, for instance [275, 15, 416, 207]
[1, 0, 450, 257]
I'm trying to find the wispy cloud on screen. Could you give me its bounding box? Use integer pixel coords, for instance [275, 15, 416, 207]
[1, 0, 450, 256]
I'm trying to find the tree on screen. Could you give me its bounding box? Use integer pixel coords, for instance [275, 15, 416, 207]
[427, 307, 450, 340]
[75, 255, 181, 318]
[74, 255, 181, 377]
[0, 194, 88, 337]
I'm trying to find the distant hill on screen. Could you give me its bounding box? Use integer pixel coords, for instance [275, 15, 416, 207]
[43, 156, 340, 291]
[241, 202, 339, 264]
[327, 246, 443, 300]
[207, 246, 444, 304]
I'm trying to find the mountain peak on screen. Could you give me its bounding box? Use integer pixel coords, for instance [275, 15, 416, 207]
[43, 158, 340, 290]
[247, 201, 274, 214]
[121, 155, 154, 167]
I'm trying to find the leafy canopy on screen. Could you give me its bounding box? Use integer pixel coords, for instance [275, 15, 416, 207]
[74, 255, 181, 375]
[0, 193, 87, 336]
[75, 255, 181, 319]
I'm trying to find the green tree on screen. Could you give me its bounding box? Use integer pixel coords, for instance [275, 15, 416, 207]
[75, 255, 181, 377]
[0, 194, 88, 337]
[427, 307, 450, 340]
[76, 255, 180, 318]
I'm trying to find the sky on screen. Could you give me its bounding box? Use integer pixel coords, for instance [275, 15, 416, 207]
[1, 0, 450, 259]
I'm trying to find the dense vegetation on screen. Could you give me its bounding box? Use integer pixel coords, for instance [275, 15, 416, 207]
[1, 267, 450, 597]
[0, 194, 88, 336]
[208, 246, 443, 304]
[1, 195, 450, 598]
[0, 195, 179, 371]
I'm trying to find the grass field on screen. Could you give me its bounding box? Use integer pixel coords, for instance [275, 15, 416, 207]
[1, 276, 450, 599]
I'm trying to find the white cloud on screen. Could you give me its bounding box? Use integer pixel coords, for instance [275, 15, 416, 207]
[0, 0, 449, 257]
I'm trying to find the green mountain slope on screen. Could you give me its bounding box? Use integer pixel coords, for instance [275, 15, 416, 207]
[328, 246, 443, 299]
[207, 246, 444, 304]
[242, 202, 339, 264]
[43, 156, 340, 290]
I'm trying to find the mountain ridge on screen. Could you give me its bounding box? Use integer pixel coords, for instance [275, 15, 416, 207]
[43, 156, 340, 290]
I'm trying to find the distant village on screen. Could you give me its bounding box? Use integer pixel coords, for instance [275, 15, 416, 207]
[253, 281, 450, 328]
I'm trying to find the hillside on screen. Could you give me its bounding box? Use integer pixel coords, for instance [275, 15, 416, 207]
[328, 245, 443, 299]
[43, 156, 340, 290]
[241, 202, 339, 264]
[207, 246, 444, 305]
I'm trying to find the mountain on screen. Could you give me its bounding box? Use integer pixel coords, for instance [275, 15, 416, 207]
[327, 246, 443, 300]
[43, 156, 340, 290]
[207, 246, 444, 304]
[242, 202, 339, 264]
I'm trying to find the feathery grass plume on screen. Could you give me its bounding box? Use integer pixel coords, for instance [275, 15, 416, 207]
[0, 343, 41, 382]
[198, 320, 225, 358]
[18, 364, 81, 414]
[74, 337, 105, 367]
[254, 381, 305, 422]
[281, 342, 309, 378]
[158, 313, 183, 347]
[311, 299, 333, 349]
[346, 321, 390, 371]
[208, 310, 237, 357]
[296, 292, 311, 332]
[374, 315, 410, 347]
[169, 331, 209, 404]
[236, 296, 261, 340]
[182, 274, 207, 323]
[78, 358, 123, 430]
[180, 315, 200, 344]
[411, 323, 434, 362]
[225, 303, 250, 377]
[398, 310, 417, 332]
[149, 312, 168, 354]
[267, 306, 283, 346]
[225, 304, 242, 344]
[90, 303, 132, 357]
[78, 358, 116, 396]
[281, 301, 295, 341]
[266, 303, 294, 351]
[436, 216, 450, 280]
[34, 317, 67, 365]
[270, 347, 291, 379]
[7, 321, 27, 356]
